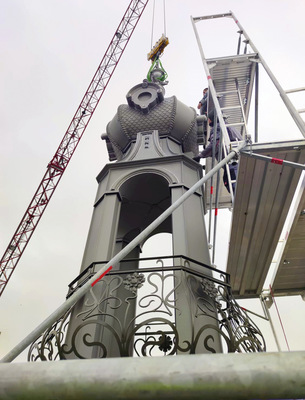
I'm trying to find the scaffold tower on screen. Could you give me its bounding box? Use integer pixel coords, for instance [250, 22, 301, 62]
[191, 11, 305, 299]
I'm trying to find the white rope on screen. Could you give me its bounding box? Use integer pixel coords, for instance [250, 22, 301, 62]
[150, 0, 155, 49]
[151, 0, 167, 50]
[163, 0, 166, 36]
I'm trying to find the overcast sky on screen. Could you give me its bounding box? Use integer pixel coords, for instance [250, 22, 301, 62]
[1, 0, 305, 361]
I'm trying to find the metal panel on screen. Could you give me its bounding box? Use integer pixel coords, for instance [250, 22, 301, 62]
[226, 140, 305, 298]
[272, 175, 305, 296]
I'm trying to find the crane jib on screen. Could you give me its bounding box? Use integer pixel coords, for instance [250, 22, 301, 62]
[0, 0, 150, 297]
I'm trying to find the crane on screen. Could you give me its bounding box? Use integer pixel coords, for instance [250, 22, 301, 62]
[0, 0, 150, 297]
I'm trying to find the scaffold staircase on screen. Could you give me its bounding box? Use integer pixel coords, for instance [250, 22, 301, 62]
[208, 54, 256, 138]
[204, 52, 258, 209]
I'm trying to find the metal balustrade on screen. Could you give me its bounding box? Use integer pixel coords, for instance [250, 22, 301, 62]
[28, 256, 265, 361]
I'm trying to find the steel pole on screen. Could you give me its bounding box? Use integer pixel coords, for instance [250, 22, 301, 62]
[208, 111, 218, 244]
[212, 127, 223, 264]
[254, 63, 259, 142]
[0, 142, 246, 363]
[1, 351, 305, 399]
[190, 16, 231, 148]
[241, 150, 305, 170]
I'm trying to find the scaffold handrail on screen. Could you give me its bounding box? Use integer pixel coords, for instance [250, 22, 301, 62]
[229, 10, 305, 137]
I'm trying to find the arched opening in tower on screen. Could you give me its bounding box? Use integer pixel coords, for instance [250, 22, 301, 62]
[117, 172, 172, 257]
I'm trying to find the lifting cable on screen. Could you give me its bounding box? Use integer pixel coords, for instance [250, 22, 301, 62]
[150, 0, 155, 50]
[150, 0, 167, 49]
[147, 0, 169, 83]
[163, 0, 167, 36]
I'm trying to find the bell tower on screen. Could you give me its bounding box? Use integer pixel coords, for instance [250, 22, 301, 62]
[60, 78, 225, 358]
[28, 78, 264, 361]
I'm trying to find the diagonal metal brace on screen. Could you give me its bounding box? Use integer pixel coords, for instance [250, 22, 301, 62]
[0, 141, 246, 363]
[241, 150, 305, 170]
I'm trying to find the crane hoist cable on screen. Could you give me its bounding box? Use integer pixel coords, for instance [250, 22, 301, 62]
[150, 0, 166, 49]
[147, 1, 169, 83]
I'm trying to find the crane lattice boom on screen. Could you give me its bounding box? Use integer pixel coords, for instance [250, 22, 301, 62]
[0, 0, 149, 297]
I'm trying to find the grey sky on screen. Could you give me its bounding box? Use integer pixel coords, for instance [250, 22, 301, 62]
[1, 0, 305, 361]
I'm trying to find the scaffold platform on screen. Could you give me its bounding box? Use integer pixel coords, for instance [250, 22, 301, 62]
[271, 174, 305, 296]
[226, 139, 305, 298]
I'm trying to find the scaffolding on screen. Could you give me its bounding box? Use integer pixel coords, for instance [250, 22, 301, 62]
[191, 12, 305, 299]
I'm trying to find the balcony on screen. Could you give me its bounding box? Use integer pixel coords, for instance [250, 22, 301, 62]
[28, 256, 265, 361]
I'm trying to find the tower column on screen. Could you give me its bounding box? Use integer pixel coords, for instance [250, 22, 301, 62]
[171, 184, 222, 354]
[80, 191, 122, 272]
[65, 191, 122, 359]
[171, 184, 210, 266]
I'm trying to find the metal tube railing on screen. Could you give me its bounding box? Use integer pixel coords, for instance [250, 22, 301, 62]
[212, 125, 223, 264]
[208, 109, 218, 244]
[0, 141, 246, 363]
[1, 351, 305, 399]
[254, 63, 259, 142]
[285, 87, 305, 94]
[190, 16, 232, 149]
[230, 10, 305, 138]
[67, 254, 231, 297]
[212, 167, 221, 265]
[241, 151, 305, 170]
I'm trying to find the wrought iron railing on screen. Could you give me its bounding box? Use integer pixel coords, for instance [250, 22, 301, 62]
[28, 256, 265, 361]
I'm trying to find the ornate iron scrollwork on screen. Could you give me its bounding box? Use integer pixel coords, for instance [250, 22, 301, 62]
[28, 256, 265, 361]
